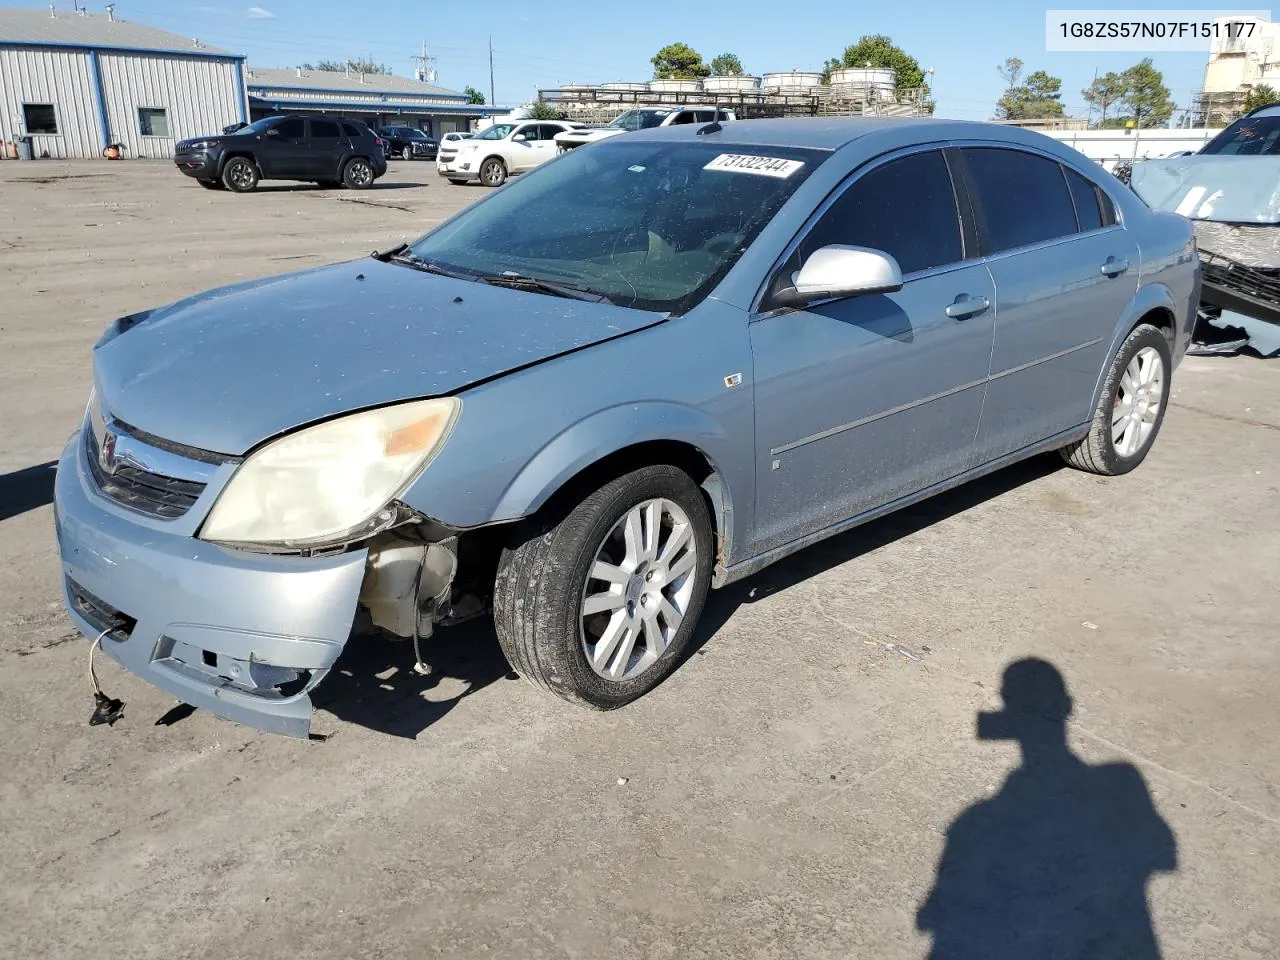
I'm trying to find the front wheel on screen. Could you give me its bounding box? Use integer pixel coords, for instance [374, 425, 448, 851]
[342, 157, 375, 189]
[493, 465, 714, 709]
[1060, 323, 1172, 475]
[221, 157, 259, 192]
[479, 157, 507, 187]
[401, 146, 413, 160]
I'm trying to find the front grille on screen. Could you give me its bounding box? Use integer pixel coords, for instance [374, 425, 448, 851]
[66, 576, 135, 642]
[85, 426, 206, 519]
[1201, 251, 1280, 305]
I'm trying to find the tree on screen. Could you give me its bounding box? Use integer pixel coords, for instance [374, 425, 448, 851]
[652, 42, 710, 80]
[1082, 71, 1126, 127]
[302, 57, 391, 75]
[463, 86, 486, 105]
[527, 100, 566, 120]
[995, 68, 1066, 120]
[1117, 58, 1174, 128]
[710, 52, 744, 76]
[821, 35, 925, 95]
[1244, 83, 1279, 113]
[997, 57, 1024, 91]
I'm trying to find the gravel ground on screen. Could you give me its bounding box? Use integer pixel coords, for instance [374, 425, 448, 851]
[1, 159, 1278, 960]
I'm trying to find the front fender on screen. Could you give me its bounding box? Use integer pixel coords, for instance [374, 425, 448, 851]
[489, 399, 733, 531]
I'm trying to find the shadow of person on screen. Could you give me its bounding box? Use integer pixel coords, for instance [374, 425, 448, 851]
[917, 659, 1177, 959]
[0, 460, 57, 523]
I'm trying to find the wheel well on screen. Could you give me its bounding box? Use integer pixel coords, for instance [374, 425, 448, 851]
[218, 151, 256, 174]
[1136, 307, 1175, 344]
[482, 154, 506, 170]
[452, 441, 723, 606]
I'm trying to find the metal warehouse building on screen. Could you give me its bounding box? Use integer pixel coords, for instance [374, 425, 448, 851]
[245, 67, 501, 138]
[0, 6, 245, 159]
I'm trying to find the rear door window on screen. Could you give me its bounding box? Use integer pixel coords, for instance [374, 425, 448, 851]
[963, 147, 1079, 253]
[1064, 167, 1105, 232]
[310, 119, 340, 139]
[800, 149, 963, 275]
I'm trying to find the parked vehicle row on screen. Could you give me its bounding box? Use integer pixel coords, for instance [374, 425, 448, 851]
[376, 125, 439, 161]
[174, 114, 387, 192]
[64, 117, 1198, 738]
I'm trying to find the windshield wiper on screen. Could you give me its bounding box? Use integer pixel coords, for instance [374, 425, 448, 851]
[384, 250, 478, 281]
[477, 271, 612, 303]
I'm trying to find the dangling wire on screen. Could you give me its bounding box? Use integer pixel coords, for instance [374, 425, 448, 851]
[411, 566, 431, 676]
[88, 627, 111, 696]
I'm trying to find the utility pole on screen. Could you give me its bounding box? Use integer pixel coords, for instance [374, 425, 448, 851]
[489, 36, 496, 107]
[411, 39, 437, 83]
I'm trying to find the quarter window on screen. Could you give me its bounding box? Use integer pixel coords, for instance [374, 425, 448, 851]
[800, 150, 963, 275]
[341, 122, 362, 137]
[963, 147, 1078, 253]
[137, 107, 169, 137]
[23, 103, 57, 135]
[1064, 167, 1104, 232]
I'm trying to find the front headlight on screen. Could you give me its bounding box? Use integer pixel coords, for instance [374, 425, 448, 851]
[186, 140, 218, 151]
[200, 397, 460, 547]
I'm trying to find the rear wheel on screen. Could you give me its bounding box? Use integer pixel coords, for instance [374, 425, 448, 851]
[196, 179, 224, 190]
[1060, 323, 1172, 475]
[342, 157, 375, 189]
[221, 157, 259, 192]
[493, 465, 714, 709]
[480, 157, 507, 187]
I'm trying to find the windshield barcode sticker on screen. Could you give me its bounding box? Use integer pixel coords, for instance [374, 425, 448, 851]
[704, 154, 805, 178]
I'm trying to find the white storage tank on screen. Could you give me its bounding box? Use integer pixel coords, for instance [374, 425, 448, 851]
[703, 75, 760, 94]
[602, 81, 649, 90]
[761, 70, 823, 94]
[648, 78, 703, 93]
[829, 66, 897, 100]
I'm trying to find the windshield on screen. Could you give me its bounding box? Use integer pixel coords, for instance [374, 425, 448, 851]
[609, 109, 672, 132]
[1201, 115, 1280, 155]
[408, 140, 824, 313]
[474, 123, 516, 141]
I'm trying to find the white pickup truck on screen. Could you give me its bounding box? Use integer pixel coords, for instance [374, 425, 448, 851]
[553, 106, 736, 153]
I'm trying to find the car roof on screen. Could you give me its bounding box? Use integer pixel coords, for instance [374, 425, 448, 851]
[622, 116, 1086, 153]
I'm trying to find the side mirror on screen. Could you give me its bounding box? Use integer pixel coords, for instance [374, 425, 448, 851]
[770, 245, 903, 309]
[265, 128, 280, 137]
[512, 133, 528, 142]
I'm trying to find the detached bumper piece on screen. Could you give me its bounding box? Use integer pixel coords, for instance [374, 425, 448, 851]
[1192, 252, 1280, 357]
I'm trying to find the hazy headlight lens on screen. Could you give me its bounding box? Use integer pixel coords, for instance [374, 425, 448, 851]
[200, 397, 459, 546]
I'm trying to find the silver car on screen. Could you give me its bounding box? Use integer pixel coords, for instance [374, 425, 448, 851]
[55, 118, 1200, 737]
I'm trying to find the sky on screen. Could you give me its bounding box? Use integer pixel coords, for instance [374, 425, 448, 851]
[14, 0, 1220, 121]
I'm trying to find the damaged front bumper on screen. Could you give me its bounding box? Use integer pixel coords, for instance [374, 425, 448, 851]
[53, 430, 457, 739]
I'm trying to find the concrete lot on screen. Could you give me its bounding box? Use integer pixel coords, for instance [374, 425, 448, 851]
[1, 159, 1278, 959]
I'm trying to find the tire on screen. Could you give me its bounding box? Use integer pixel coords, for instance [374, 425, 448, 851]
[401, 146, 413, 161]
[342, 157, 375, 189]
[196, 179, 224, 190]
[1060, 323, 1172, 476]
[479, 157, 507, 187]
[221, 157, 259, 192]
[493, 465, 715, 710]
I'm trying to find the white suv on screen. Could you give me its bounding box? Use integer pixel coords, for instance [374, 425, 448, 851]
[554, 106, 736, 153]
[439, 120, 581, 187]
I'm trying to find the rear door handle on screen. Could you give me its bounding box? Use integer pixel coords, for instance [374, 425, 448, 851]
[1100, 257, 1130, 277]
[945, 295, 991, 320]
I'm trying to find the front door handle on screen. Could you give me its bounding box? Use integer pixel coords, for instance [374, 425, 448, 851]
[1100, 257, 1130, 277]
[945, 294, 991, 320]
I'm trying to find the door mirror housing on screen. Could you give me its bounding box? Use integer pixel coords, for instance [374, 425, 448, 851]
[512, 132, 528, 142]
[770, 245, 904, 309]
[264, 127, 281, 137]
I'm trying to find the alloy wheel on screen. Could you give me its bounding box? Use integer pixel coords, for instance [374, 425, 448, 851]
[1112, 346, 1164, 457]
[579, 498, 698, 682]
[348, 160, 373, 186]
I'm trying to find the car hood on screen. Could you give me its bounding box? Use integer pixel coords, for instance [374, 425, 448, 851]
[1129, 155, 1280, 224]
[94, 260, 666, 455]
[559, 127, 621, 138]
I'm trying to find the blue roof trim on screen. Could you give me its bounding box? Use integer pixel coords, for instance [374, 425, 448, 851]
[247, 96, 506, 115]
[247, 83, 466, 101]
[0, 39, 244, 59]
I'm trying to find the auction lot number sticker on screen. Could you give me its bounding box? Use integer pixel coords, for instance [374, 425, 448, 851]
[704, 154, 805, 178]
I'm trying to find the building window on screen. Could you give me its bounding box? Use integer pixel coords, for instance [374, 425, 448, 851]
[23, 103, 58, 135]
[138, 107, 169, 137]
